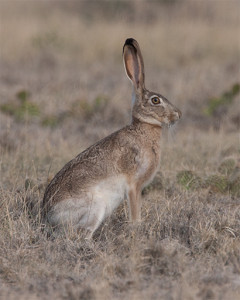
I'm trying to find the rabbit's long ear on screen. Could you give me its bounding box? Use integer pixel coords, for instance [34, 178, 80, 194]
[123, 38, 145, 92]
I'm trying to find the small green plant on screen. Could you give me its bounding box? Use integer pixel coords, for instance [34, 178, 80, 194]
[94, 95, 108, 109]
[41, 111, 70, 128]
[176, 170, 203, 190]
[17, 90, 30, 102]
[176, 161, 239, 196]
[205, 175, 229, 194]
[204, 83, 240, 116]
[25, 178, 35, 191]
[71, 95, 109, 118]
[41, 96, 109, 128]
[41, 115, 60, 128]
[228, 166, 240, 197]
[218, 158, 236, 176]
[0, 90, 40, 121]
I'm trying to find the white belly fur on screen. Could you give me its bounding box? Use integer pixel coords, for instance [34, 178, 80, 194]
[89, 175, 127, 217]
[48, 175, 128, 232]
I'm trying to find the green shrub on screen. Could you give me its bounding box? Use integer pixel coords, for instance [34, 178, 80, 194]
[205, 175, 229, 194]
[228, 167, 240, 197]
[204, 83, 240, 116]
[71, 95, 109, 118]
[176, 170, 203, 190]
[218, 158, 236, 176]
[0, 90, 40, 121]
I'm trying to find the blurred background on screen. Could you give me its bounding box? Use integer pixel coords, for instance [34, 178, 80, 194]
[1, 3, 240, 299]
[0, 0, 239, 165]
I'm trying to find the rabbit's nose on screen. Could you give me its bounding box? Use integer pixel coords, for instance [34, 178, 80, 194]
[175, 109, 182, 119]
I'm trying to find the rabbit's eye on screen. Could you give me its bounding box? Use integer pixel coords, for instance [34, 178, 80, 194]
[151, 97, 161, 105]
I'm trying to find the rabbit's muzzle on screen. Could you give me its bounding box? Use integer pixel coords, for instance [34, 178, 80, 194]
[175, 108, 182, 120]
[169, 108, 182, 125]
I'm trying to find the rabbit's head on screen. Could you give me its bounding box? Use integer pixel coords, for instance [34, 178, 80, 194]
[123, 38, 181, 127]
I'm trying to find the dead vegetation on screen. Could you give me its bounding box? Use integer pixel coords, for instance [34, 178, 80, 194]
[0, 1, 240, 299]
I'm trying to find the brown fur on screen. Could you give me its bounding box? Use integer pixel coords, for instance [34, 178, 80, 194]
[42, 119, 161, 217]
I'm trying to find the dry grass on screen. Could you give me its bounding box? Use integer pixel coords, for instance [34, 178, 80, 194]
[0, 1, 240, 299]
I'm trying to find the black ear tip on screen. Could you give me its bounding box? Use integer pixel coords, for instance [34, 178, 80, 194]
[124, 38, 137, 47]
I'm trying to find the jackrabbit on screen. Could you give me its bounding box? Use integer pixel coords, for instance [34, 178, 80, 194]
[42, 38, 181, 238]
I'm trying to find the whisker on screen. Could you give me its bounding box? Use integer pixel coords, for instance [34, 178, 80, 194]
[168, 123, 177, 143]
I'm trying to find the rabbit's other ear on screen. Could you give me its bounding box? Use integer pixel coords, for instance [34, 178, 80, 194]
[123, 38, 145, 92]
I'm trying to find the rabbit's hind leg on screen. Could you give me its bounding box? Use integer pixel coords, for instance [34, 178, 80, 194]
[47, 197, 107, 238]
[77, 202, 106, 238]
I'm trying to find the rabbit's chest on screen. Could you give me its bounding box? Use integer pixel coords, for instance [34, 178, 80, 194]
[135, 144, 161, 187]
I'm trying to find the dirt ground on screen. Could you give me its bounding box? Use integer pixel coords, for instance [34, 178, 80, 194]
[0, 1, 240, 299]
